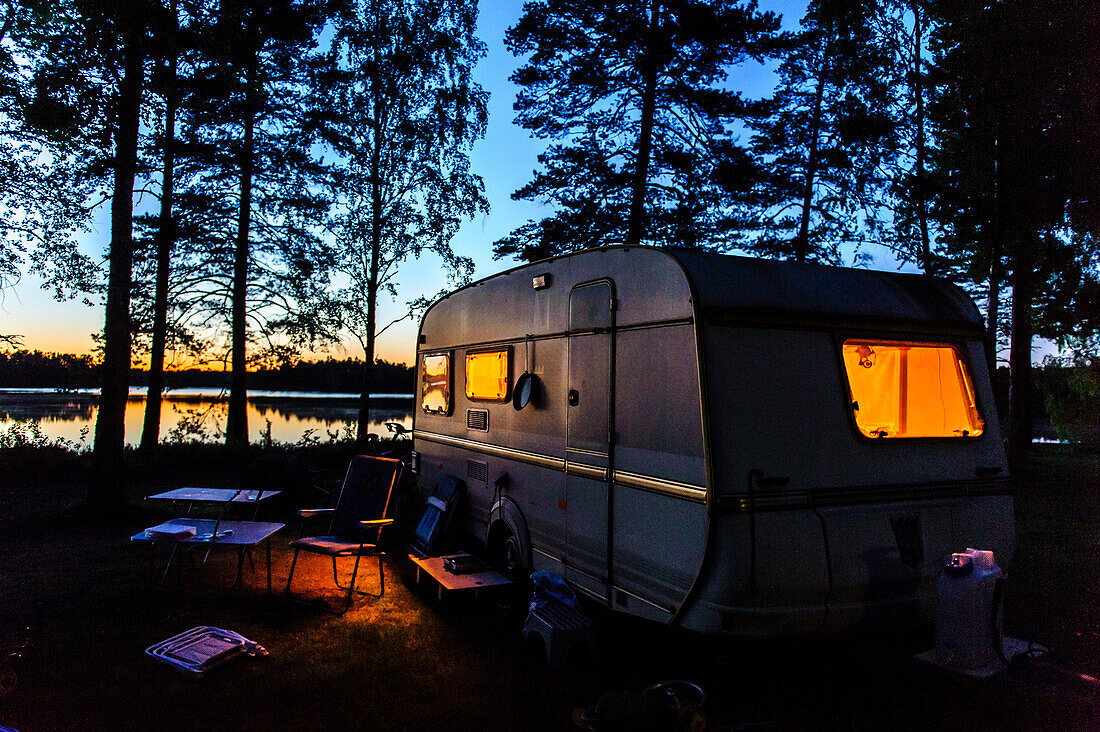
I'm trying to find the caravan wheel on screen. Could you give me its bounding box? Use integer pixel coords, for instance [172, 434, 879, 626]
[489, 522, 526, 580]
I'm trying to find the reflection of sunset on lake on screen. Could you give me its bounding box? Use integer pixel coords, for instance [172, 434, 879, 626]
[0, 390, 412, 447]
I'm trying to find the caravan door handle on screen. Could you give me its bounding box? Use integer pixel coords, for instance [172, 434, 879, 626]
[567, 389, 579, 406]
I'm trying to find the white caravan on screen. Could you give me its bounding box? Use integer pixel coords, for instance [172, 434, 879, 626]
[411, 246, 1014, 637]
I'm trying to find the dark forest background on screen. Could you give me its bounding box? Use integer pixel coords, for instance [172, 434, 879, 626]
[0, 350, 414, 393]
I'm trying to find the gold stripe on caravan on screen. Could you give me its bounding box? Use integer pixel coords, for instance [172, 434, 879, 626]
[566, 461, 607, 481]
[413, 430, 565, 470]
[615, 470, 707, 504]
[413, 429, 708, 503]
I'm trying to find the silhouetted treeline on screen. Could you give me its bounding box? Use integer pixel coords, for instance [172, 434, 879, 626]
[135, 358, 415, 394]
[0, 351, 99, 389]
[0, 351, 413, 394]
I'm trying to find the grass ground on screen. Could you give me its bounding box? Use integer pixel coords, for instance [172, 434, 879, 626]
[0, 443, 1097, 730]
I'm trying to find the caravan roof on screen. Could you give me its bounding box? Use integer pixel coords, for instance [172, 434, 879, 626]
[429, 246, 983, 335]
[671, 250, 983, 331]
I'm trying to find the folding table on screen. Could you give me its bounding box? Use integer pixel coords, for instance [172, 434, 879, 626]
[132, 518, 284, 597]
[146, 487, 281, 519]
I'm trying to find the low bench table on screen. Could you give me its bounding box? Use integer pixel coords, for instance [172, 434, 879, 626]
[408, 554, 511, 602]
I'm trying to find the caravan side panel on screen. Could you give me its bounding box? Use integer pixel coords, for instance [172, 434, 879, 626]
[611, 323, 708, 617]
[681, 324, 1012, 637]
[414, 247, 710, 621]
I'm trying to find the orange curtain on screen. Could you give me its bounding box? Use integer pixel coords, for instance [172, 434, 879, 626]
[843, 342, 984, 438]
[465, 351, 509, 400]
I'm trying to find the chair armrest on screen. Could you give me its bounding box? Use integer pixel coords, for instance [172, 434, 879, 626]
[298, 508, 335, 519]
[358, 518, 395, 545]
[294, 508, 335, 539]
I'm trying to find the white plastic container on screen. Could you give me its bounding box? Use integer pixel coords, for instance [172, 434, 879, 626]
[934, 548, 1004, 670]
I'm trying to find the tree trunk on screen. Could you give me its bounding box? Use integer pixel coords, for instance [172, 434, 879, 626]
[1006, 238, 1034, 469]
[357, 76, 384, 446]
[358, 261, 379, 445]
[985, 247, 1003, 396]
[985, 137, 1004, 411]
[796, 50, 827, 263]
[913, 3, 931, 272]
[140, 22, 177, 452]
[625, 0, 661, 247]
[91, 12, 143, 508]
[357, 243, 380, 446]
[227, 55, 256, 447]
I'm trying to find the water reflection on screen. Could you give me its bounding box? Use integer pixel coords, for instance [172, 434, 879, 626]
[0, 390, 413, 447]
[0, 394, 97, 422]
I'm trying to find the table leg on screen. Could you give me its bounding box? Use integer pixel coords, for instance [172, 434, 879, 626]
[175, 544, 184, 589]
[159, 543, 181, 587]
[265, 539, 272, 594]
[233, 547, 245, 591]
[147, 543, 157, 585]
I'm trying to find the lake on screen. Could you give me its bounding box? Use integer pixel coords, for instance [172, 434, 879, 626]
[0, 388, 413, 447]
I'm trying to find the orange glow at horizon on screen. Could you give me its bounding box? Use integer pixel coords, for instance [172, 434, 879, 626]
[11, 340, 413, 370]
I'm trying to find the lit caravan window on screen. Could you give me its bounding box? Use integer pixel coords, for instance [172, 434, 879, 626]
[465, 350, 509, 401]
[421, 353, 451, 414]
[842, 340, 984, 439]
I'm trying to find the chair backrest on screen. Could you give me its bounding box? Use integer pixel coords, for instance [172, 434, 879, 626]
[330, 456, 403, 541]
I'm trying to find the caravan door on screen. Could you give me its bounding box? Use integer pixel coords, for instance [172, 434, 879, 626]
[565, 280, 615, 602]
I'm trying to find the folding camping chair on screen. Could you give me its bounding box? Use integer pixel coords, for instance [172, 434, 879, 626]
[284, 455, 404, 614]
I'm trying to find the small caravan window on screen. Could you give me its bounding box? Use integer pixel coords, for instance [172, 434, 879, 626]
[842, 340, 984, 439]
[465, 350, 509, 401]
[421, 353, 451, 414]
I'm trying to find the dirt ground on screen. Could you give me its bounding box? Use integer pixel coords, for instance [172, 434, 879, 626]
[0, 443, 1097, 731]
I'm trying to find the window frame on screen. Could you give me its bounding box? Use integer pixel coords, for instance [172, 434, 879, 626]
[419, 351, 453, 416]
[464, 346, 512, 403]
[835, 333, 988, 442]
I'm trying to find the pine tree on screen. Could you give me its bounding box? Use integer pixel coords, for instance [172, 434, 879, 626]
[875, 0, 937, 273]
[4, 0, 172, 505]
[185, 0, 331, 446]
[137, 0, 185, 451]
[929, 0, 1100, 463]
[747, 0, 894, 264]
[496, 0, 784, 261]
